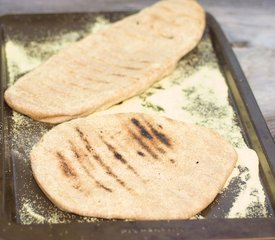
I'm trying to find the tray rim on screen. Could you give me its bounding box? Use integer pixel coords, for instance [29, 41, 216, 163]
[207, 13, 275, 210]
[0, 11, 275, 240]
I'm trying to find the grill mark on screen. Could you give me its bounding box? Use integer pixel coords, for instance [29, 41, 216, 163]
[92, 153, 132, 192]
[89, 54, 143, 72]
[127, 58, 151, 64]
[72, 62, 110, 83]
[114, 152, 122, 160]
[139, 60, 151, 63]
[73, 183, 81, 190]
[65, 81, 97, 92]
[74, 127, 132, 192]
[84, 76, 110, 84]
[56, 151, 87, 193]
[161, 35, 174, 39]
[131, 118, 167, 154]
[156, 147, 166, 154]
[111, 73, 126, 77]
[144, 121, 172, 147]
[89, 56, 146, 73]
[41, 81, 71, 96]
[75, 127, 93, 152]
[127, 128, 158, 159]
[56, 152, 77, 178]
[137, 151, 145, 157]
[95, 181, 113, 192]
[150, 127, 171, 147]
[52, 70, 97, 92]
[69, 141, 92, 167]
[85, 61, 139, 81]
[69, 141, 81, 159]
[131, 118, 153, 139]
[170, 159, 175, 164]
[69, 141, 112, 193]
[120, 66, 142, 71]
[83, 65, 115, 79]
[99, 137, 141, 178]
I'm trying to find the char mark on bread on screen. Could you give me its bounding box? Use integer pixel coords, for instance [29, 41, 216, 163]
[98, 135, 141, 178]
[92, 153, 133, 192]
[127, 127, 159, 159]
[68, 140, 112, 192]
[75, 126, 133, 192]
[131, 118, 153, 140]
[144, 120, 172, 147]
[56, 151, 77, 178]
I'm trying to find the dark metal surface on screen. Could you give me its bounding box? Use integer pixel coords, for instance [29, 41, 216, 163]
[0, 11, 275, 239]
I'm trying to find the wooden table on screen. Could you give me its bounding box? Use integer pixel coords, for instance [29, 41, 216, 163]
[0, 0, 274, 140]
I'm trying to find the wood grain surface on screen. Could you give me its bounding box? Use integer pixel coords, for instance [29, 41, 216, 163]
[0, 0, 274, 139]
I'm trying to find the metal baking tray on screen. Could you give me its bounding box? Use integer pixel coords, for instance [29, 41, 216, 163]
[0, 11, 275, 239]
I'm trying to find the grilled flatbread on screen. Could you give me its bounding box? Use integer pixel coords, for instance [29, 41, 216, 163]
[4, 0, 205, 123]
[30, 113, 237, 219]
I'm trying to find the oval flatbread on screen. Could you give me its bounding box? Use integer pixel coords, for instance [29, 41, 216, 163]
[5, 0, 205, 123]
[30, 113, 237, 220]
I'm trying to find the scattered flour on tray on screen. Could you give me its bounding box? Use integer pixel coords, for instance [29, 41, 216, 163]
[5, 15, 109, 86]
[224, 148, 270, 218]
[19, 196, 99, 225]
[4, 15, 271, 224]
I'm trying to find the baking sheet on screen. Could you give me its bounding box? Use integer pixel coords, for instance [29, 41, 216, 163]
[0, 11, 275, 239]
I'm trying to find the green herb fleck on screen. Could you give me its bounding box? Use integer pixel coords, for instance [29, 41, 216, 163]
[141, 102, 165, 112]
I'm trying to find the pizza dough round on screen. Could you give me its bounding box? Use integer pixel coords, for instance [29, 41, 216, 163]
[30, 113, 237, 220]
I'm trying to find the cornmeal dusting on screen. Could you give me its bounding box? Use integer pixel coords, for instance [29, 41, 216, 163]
[4, 15, 272, 224]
